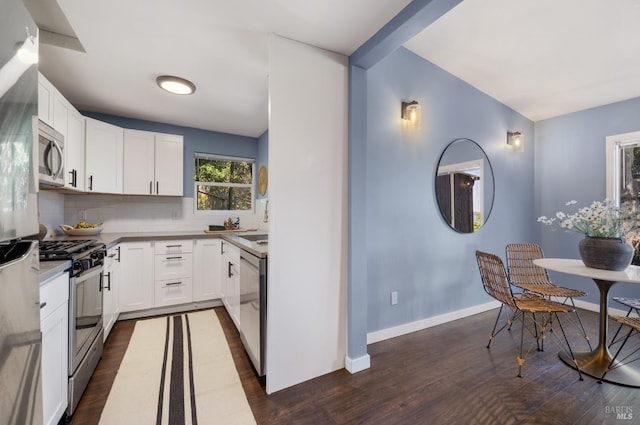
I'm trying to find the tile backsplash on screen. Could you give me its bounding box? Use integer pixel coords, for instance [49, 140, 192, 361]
[39, 191, 264, 236]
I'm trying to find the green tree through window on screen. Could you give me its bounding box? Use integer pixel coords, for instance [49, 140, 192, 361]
[194, 154, 253, 211]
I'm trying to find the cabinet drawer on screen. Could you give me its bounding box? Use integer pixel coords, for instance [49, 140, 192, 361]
[155, 277, 192, 307]
[155, 253, 193, 280]
[155, 240, 193, 255]
[40, 272, 69, 319]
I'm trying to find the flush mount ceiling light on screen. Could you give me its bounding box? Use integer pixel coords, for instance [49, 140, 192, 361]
[156, 75, 196, 95]
[15, 27, 38, 65]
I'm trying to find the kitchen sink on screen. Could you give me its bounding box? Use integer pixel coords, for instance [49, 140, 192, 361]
[240, 234, 268, 243]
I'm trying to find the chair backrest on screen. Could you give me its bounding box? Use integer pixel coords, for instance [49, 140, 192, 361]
[475, 250, 517, 309]
[505, 243, 552, 287]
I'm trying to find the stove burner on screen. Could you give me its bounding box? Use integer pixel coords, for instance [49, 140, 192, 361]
[39, 239, 104, 262]
[40, 239, 94, 254]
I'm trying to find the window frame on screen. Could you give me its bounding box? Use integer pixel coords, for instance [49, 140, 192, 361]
[193, 152, 255, 214]
[606, 131, 640, 205]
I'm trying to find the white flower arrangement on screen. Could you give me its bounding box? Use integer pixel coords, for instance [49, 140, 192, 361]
[538, 199, 640, 240]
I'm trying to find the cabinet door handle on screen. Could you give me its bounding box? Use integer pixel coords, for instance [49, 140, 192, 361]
[156, 181, 159, 195]
[103, 271, 111, 291]
[228, 261, 233, 278]
[116, 246, 121, 262]
[166, 244, 182, 248]
[150, 181, 153, 195]
[165, 281, 182, 286]
[40, 302, 47, 309]
[88, 175, 93, 191]
[73, 169, 78, 187]
[99, 272, 103, 292]
[166, 256, 183, 260]
[221, 242, 225, 255]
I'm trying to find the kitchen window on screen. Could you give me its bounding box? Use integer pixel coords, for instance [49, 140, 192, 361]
[194, 153, 254, 212]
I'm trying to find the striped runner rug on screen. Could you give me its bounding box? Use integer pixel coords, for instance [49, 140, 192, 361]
[98, 309, 257, 425]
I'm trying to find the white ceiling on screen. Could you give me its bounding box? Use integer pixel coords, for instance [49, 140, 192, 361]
[36, 0, 412, 138]
[404, 0, 640, 122]
[35, 0, 640, 138]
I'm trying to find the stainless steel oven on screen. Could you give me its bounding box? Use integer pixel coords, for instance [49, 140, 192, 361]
[68, 264, 104, 415]
[38, 119, 65, 187]
[39, 239, 106, 417]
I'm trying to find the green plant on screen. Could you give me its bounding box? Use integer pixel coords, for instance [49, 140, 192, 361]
[538, 199, 640, 241]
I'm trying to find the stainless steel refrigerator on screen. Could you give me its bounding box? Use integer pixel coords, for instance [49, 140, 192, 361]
[0, 0, 42, 424]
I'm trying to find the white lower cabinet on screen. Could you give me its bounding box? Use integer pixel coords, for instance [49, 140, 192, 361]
[154, 240, 193, 307]
[155, 277, 193, 307]
[103, 245, 120, 341]
[221, 240, 241, 329]
[118, 238, 224, 315]
[193, 239, 222, 301]
[119, 242, 154, 313]
[40, 272, 69, 425]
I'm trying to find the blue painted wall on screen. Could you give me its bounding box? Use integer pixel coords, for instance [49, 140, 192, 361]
[535, 97, 640, 304]
[256, 130, 269, 199]
[365, 47, 535, 333]
[82, 112, 258, 198]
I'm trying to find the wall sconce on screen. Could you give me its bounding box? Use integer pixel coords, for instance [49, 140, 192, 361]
[401, 100, 420, 122]
[507, 131, 524, 151]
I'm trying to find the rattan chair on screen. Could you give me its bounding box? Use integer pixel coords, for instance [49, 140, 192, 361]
[475, 250, 583, 379]
[599, 316, 640, 384]
[608, 297, 640, 348]
[506, 243, 592, 350]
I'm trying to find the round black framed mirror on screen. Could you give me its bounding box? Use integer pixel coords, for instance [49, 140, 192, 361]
[435, 138, 495, 233]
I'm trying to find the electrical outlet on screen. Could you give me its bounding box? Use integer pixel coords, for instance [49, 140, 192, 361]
[79, 210, 87, 220]
[391, 291, 398, 305]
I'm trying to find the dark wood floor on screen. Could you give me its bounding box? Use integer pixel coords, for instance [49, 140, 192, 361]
[69, 307, 638, 425]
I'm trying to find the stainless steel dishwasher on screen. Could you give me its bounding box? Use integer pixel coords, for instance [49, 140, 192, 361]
[239, 249, 267, 376]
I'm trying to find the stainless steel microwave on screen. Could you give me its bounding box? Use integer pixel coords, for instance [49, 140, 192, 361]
[38, 119, 65, 186]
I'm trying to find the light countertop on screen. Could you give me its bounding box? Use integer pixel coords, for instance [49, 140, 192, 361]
[39, 260, 71, 283]
[42, 229, 269, 259]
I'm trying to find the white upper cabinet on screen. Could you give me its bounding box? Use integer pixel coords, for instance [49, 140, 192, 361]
[52, 90, 68, 137]
[123, 129, 155, 195]
[38, 73, 55, 127]
[38, 73, 85, 191]
[65, 108, 85, 191]
[123, 129, 183, 196]
[154, 133, 183, 196]
[85, 117, 124, 194]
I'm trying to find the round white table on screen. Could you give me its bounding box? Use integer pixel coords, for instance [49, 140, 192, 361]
[533, 258, 640, 386]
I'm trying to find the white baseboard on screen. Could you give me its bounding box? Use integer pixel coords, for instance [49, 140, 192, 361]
[366, 300, 501, 345]
[345, 354, 371, 374]
[573, 299, 629, 316]
[365, 299, 631, 347]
